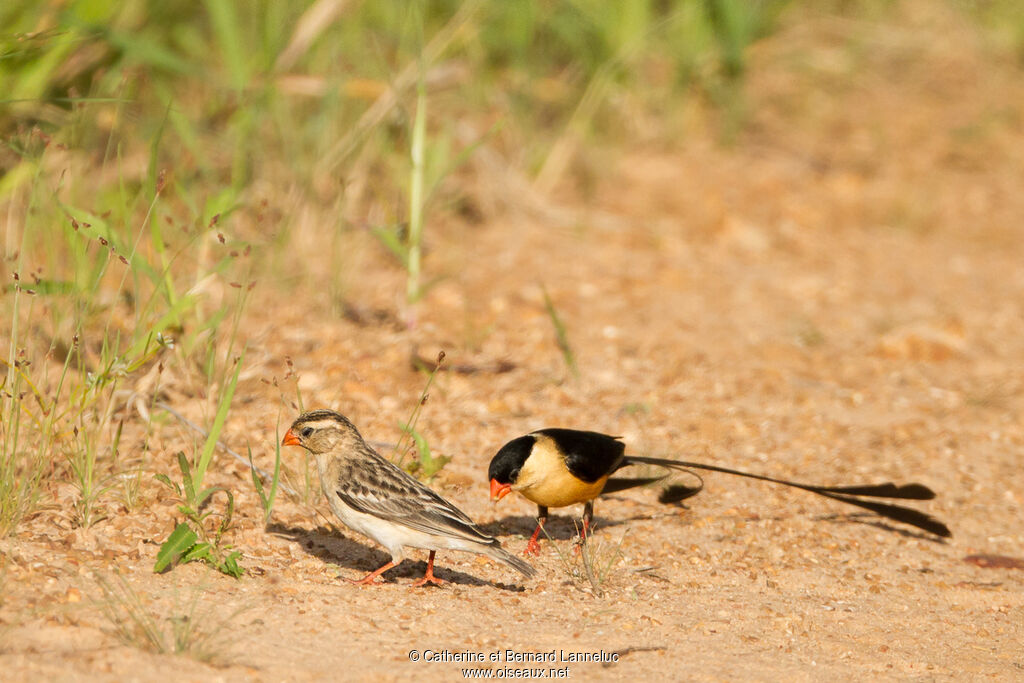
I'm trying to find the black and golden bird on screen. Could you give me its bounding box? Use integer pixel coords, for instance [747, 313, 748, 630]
[488, 428, 950, 555]
[283, 409, 535, 586]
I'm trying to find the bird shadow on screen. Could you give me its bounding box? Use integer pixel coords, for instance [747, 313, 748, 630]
[480, 513, 639, 541]
[481, 509, 949, 546]
[266, 522, 528, 592]
[813, 513, 951, 543]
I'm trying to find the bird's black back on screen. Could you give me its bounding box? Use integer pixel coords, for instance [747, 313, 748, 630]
[533, 428, 625, 484]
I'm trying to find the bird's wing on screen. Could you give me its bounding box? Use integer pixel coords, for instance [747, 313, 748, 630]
[335, 451, 498, 546]
[533, 428, 626, 483]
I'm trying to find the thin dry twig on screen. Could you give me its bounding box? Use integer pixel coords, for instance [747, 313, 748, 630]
[275, 0, 354, 73]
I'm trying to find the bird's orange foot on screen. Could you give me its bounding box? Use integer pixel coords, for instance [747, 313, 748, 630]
[409, 551, 445, 587]
[345, 574, 387, 586]
[344, 561, 396, 586]
[523, 539, 542, 556]
[410, 574, 447, 588]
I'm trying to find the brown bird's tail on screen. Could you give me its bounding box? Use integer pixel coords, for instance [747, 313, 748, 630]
[621, 454, 951, 538]
[486, 543, 537, 578]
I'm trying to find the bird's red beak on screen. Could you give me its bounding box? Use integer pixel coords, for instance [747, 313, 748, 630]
[282, 428, 301, 447]
[490, 478, 512, 502]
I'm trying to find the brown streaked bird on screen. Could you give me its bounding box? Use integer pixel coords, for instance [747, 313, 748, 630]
[488, 428, 951, 555]
[282, 409, 535, 586]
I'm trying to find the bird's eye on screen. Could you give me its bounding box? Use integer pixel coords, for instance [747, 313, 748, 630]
[509, 468, 520, 483]
[301, 427, 314, 438]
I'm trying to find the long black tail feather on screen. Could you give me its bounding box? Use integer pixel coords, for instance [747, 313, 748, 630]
[621, 454, 949, 537]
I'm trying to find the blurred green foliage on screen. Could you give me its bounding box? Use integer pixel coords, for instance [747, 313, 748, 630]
[2, 0, 1020, 196]
[0, 1, 794, 191]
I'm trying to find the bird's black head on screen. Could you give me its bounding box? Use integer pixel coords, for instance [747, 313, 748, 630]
[488, 434, 536, 500]
[282, 409, 361, 454]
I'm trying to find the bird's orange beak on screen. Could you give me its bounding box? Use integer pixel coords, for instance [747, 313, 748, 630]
[282, 428, 301, 447]
[490, 478, 512, 502]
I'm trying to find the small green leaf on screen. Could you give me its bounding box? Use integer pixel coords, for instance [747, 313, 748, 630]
[217, 488, 235, 538]
[176, 503, 196, 517]
[421, 454, 451, 479]
[409, 428, 429, 459]
[153, 473, 179, 494]
[195, 486, 220, 508]
[154, 523, 198, 573]
[177, 451, 196, 504]
[181, 542, 211, 564]
[219, 550, 244, 579]
[406, 426, 450, 479]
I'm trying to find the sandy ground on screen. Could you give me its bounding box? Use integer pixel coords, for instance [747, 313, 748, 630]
[2, 5, 1023, 681]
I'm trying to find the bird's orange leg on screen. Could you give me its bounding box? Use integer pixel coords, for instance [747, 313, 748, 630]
[581, 501, 594, 542]
[410, 551, 446, 588]
[346, 561, 397, 586]
[523, 506, 548, 556]
[524, 524, 544, 556]
[572, 501, 595, 555]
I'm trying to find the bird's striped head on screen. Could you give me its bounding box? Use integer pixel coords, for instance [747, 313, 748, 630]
[282, 409, 363, 454]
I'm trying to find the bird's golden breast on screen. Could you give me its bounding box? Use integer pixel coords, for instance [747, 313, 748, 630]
[514, 439, 608, 508]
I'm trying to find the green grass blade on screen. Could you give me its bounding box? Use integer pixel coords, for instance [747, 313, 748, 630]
[206, 0, 249, 91]
[248, 447, 267, 507]
[193, 348, 245, 489]
[541, 285, 579, 379]
[406, 71, 427, 305]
